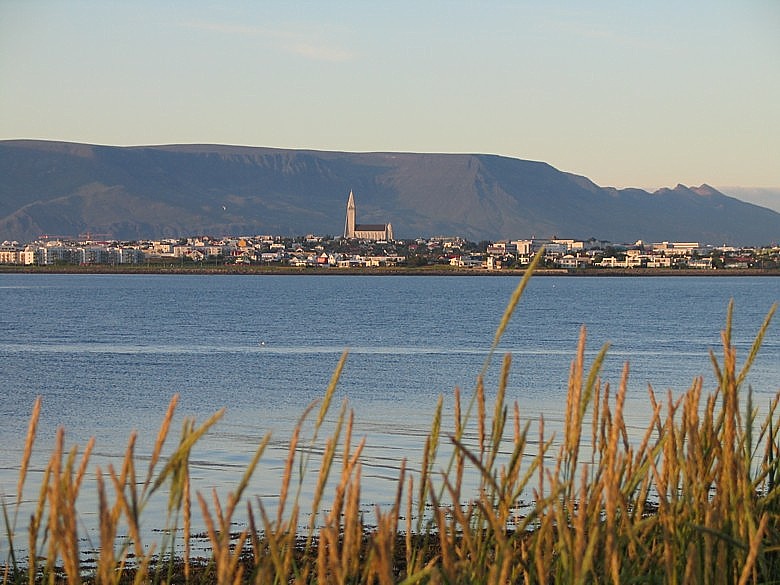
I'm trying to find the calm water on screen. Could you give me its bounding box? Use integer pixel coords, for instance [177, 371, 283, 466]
[1, 274, 778, 552]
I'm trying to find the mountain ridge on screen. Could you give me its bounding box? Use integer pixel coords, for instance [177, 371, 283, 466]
[1, 140, 777, 245]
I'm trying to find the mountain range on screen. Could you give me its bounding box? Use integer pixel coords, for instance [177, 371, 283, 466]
[1, 140, 777, 245]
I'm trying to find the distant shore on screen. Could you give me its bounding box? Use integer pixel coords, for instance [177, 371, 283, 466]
[1, 264, 779, 276]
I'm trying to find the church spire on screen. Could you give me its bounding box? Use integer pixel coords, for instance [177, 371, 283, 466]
[344, 190, 356, 238]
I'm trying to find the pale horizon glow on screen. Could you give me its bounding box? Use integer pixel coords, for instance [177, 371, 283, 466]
[1, 1, 779, 204]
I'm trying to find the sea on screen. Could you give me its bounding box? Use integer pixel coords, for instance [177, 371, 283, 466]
[1, 273, 778, 556]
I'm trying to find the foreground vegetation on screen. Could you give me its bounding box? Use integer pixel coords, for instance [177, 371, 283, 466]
[3, 253, 779, 584]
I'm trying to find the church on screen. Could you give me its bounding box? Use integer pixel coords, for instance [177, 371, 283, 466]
[343, 190, 394, 241]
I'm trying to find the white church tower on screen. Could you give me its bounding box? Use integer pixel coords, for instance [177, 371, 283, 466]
[344, 189, 356, 238]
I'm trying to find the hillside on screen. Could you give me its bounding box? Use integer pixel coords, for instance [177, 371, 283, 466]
[1, 140, 777, 245]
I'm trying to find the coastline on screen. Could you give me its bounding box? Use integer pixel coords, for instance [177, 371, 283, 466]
[1, 264, 779, 276]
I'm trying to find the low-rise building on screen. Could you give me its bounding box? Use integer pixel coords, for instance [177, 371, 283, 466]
[646, 256, 672, 268]
[557, 254, 593, 269]
[652, 241, 701, 255]
[450, 255, 483, 268]
[688, 257, 714, 269]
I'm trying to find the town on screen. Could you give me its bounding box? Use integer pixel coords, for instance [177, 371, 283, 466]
[1, 233, 778, 271]
[2, 191, 778, 271]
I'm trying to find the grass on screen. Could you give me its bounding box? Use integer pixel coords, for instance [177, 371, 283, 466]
[3, 250, 779, 584]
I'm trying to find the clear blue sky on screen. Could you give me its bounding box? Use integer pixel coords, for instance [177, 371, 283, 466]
[2, 1, 779, 197]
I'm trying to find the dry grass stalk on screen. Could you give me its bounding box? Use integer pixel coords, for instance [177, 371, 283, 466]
[16, 397, 41, 511]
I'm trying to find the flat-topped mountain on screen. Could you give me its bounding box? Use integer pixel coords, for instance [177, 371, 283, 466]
[1, 140, 777, 245]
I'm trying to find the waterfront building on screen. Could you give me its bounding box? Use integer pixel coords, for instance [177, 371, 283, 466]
[652, 241, 701, 255]
[0, 248, 17, 264]
[558, 254, 593, 269]
[36, 246, 84, 265]
[84, 247, 116, 264]
[117, 248, 145, 264]
[646, 256, 672, 268]
[343, 190, 394, 241]
[688, 257, 714, 269]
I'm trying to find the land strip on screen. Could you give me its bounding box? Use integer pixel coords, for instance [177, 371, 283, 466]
[1, 265, 778, 276]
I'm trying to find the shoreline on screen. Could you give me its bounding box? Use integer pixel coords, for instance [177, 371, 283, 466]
[1, 265, 779, 276]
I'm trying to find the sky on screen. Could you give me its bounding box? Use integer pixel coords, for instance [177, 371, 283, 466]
[2, 1, 779, 208]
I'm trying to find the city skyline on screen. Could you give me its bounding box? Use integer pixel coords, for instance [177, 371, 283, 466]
[1, 2, 779, 208]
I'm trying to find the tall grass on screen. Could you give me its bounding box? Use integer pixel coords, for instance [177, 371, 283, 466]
[3, 254, 778, 584]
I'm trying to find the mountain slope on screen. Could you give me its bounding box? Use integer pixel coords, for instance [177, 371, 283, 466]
[1, 140, 777, 245]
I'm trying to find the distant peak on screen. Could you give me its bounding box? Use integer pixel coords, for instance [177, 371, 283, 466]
[654, 183, 721, 197]
[690, 184, 719, 196]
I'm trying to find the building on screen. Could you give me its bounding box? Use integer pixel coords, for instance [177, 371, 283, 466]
[652, 241, 701, 255]
[343, 190, 394, 241]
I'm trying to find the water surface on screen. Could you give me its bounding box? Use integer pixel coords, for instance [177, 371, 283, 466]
[1, 274, 778, 551]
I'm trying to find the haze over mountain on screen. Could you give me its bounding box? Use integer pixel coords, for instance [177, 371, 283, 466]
[717, 187, 780, 215]
[1, 140, 777, 246]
